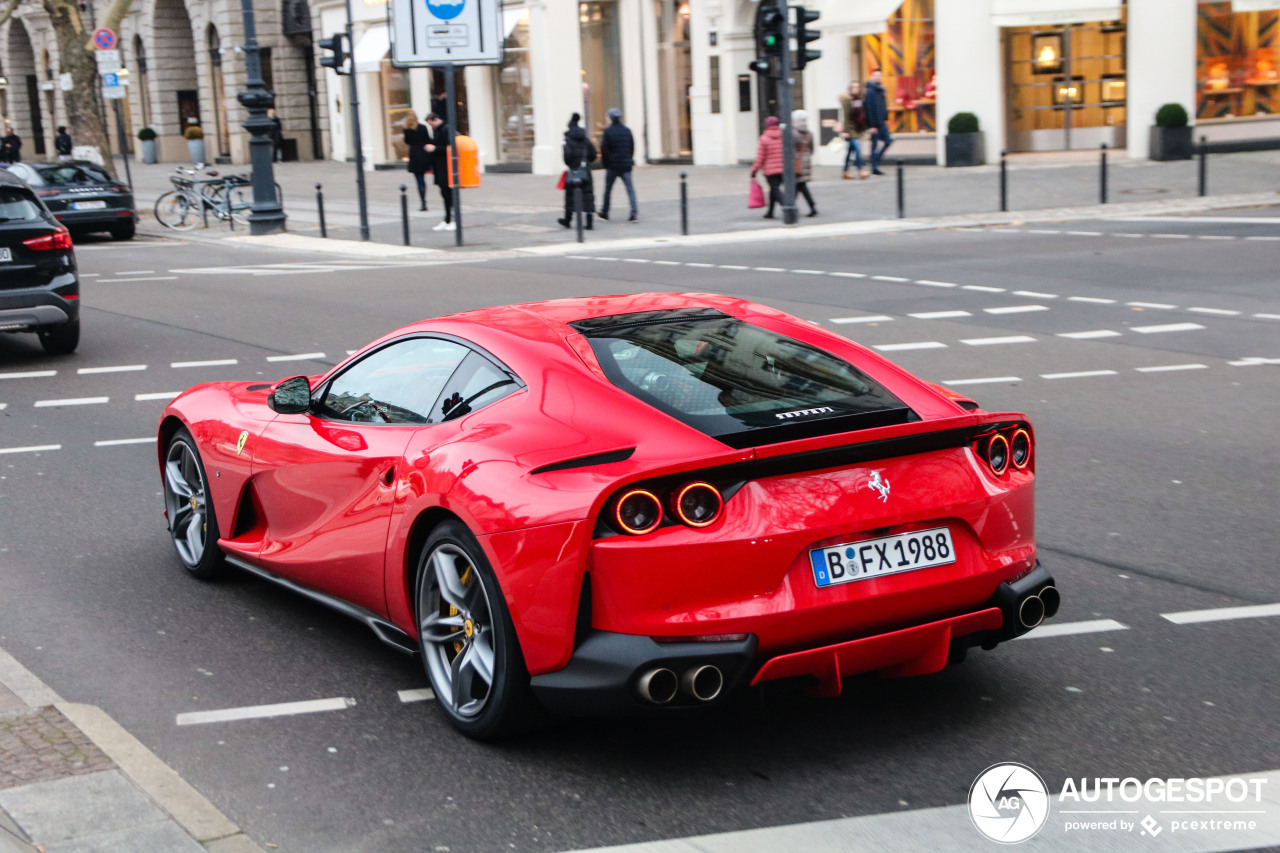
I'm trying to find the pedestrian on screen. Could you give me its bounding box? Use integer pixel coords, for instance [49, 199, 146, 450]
[267, 109, 284, 162]
[838, 81, 869, 179]
[0, 125, 21, 164]
[558, 112, 596, 230]
[423, 113, 454, 230]
[403, 110, 431, 211]
[54, 126, 73, 161]
[597, 107, 637, 223]
[792, 110, 817, 217]
[750, 115, 784, 219]
[864, 68, 893, 175]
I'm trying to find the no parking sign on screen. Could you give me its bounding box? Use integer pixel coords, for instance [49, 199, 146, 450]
[93, 28, 116, 51]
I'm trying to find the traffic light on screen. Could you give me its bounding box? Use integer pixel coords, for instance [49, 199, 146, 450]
[318, 33, 348, 75]
[751, 4, 787, 78]
[793, 6, 822, 70]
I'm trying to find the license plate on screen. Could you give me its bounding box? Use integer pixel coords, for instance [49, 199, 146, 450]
[71, 200, 107, 210]
[810, 527, 956, 588]
[0, 247, 10, 262]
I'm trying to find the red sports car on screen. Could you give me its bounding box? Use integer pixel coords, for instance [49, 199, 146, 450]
[158, 293, 1058, 738]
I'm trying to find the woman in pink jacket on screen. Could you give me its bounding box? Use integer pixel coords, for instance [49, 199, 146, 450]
[750, 116, 785, 219]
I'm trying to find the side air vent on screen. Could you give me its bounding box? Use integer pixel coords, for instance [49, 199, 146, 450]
[530, 448, 635, 475]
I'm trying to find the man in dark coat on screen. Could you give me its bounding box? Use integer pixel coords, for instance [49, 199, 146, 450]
[424, 113, 454, 231]
[864, 68, 893, 176]
[597, 108, 637, 222]
[54, 126, 73, 161]
[558, 112, 596, 230]
[0, 126, 21, 164]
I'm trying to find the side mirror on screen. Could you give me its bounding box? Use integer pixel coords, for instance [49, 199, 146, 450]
[268, 375, 312, 414]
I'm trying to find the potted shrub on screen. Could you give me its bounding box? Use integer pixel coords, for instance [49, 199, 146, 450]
[1149, 103, 1193, 161]
[945, 112, 985, 167]
[183, 122, 206, 164]
[137, 127, 157, 164]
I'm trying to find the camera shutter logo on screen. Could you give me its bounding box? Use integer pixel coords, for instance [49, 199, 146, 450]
[968, 763, 1050, 844]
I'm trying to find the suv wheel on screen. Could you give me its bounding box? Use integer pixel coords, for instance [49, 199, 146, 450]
[38, 319, 79, 355]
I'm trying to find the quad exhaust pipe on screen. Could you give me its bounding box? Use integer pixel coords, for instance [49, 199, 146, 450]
[636, 667, 679, 705]
[681, 665, 724, 703]
[637, 664, 725, 705]
[1017, 585, 1060, 629]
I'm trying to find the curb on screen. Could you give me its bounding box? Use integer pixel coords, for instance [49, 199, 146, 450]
[0, 647, 264, 852]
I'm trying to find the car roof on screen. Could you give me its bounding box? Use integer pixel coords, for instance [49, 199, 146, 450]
[0, 169, 29, 188]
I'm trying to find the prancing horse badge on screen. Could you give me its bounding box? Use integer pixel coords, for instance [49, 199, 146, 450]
[236, 431, 249, 456]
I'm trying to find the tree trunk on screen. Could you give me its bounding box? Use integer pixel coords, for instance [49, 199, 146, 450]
[41, 0, 113, 174]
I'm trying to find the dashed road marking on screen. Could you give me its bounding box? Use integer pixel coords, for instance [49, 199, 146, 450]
[909, 311, 970, 319]
[136, 392, 181, 401]
[95, 438, 154, 447]
[0, 444, 61, 455]
[1229, 357, 1280, 366]
[1151, 233, 1191, 239]
[1188, 307, 1241, 316]
[176, 697, 357, 726]
[791, 269, 826, 275]
[1068, 296, 1116, 304]
[0, 371, 57, 380]
[1162, 603, 1280, 625]
[913, 279, 956, 288]
[623, 258, 650, 264]
[116, 270, 155, 275]
[984, 305, 1049, 314]
[942, 376, 1021, 386]
[1131, 323, 1205, 334]
[1016, 619, 1128, 639]
[77, 364, 147, 375]
[1255, 313, 1280, 320]
[1127, 301, 1177, 309]
[34, 397, 109, 408]
[871, 275, 910, 282]
[961, 335, 1037, 346]
[653, 260, 681, 266]
[1041, 369, 1119, 380]
[398, 689, 436, 703]
[172, 359, 238, 368]
[1135, 363, 1209, 373]
[266, 352, 326, 362]
[718, 264, 749, 270]
[961, 285, 1004, 293]
[1013, 290, 1058, 299]
[752, 266, 784, 272]
[685, 262, 715, 268]
[1057, 330, 1121, 339]
[874, 341, 947, 352]
[831, 315, 894, 324]
[110, 276, 180, 283]
[829, 272, 867, 279]
[1066, 230, 1102, 236]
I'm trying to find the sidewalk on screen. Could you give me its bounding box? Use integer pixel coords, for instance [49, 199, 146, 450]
[124, 149, 1280, 254]
[0, 647, 261, 853]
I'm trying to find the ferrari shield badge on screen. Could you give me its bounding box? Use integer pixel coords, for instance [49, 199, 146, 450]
[868, 470, 890, 502]
[235, 431, 249, 456]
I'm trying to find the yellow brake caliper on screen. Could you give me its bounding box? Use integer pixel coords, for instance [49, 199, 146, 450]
[451, 564, 474, 654]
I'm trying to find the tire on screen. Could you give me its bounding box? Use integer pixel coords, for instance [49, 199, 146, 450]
[37, 319, 79, 355]
[109, 221, 136, 241]
[154, 191, 200, 231]
[163, 428, 226, 580]
[415, 521, 541, 739]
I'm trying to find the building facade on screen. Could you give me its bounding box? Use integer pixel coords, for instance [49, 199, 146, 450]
[2, 1, 1277, 170]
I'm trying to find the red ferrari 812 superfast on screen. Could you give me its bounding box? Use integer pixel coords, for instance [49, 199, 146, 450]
[157, 293, 1058, 738]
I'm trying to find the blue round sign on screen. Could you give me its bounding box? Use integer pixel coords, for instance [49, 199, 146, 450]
[426, 0, 464, 20]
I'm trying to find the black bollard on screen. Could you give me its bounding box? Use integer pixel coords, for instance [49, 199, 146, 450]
[680, 172, 689, 236]
[1000, 150, 1008, 213]
[1100, 143, 1108, 204]
[400, 184, 410, 246]
[896, 159, 905, 219]
[315, 183, 327, 238]
[574, 185, 585, 243]
[1198, 136, 1208, 197]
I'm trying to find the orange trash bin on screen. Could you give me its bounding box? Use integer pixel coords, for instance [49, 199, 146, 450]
[447, 135, 481, 188]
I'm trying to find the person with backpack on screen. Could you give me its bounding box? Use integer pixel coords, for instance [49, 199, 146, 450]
[558, 113, 596, 230]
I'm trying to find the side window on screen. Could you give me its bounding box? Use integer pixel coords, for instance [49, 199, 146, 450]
[435, 351, 521, 422]
[317, 337, 468, 424]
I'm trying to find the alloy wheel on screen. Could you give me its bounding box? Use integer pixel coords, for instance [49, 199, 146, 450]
[164, 439, 207, 567]
[418, 543, 496, 718]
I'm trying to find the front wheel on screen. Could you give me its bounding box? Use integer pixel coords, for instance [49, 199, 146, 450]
[415, 521, 540, 739]
[109, 221, 136, 241]
[163, 428, 226, 579]
[154, 191, 200, 231]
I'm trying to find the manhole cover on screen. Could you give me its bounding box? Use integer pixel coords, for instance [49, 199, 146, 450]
[1118, 187, 1171, 196]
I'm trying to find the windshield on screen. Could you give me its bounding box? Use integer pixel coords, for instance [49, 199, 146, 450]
[574, 309, 913, 448]
[32, 165, 115, 187]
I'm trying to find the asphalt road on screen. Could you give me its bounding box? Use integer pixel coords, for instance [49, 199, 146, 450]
[0, 213, 1277, 852]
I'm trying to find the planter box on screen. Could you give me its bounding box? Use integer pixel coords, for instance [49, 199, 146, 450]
[187, 138, 206, 164]
[945, 131, 986, 167]
[1149, 125, 1194, 161]
[140, 139, 157, 164]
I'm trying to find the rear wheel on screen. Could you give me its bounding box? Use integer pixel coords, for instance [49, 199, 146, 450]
[38, 319, 79, 355]
[109, 221, 136, 240]
[163, 428, 226, 579]
[415, 521, 540, 739]
[154, 191, 200, 231]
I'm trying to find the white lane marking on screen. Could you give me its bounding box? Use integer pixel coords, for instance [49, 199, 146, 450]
[1057, 330, 1121, 339]
[1013, 290, 1058, 299]
[909, 311, 970, 319]
[791, 269, 826, 275]
[1255, 313, 1280, 320]
[1028, 229, 1060, 234]
[0, 404, 5, 411]
[961, 335, 1037, 346]
[874, 341, 947, 352]
[752, 266, 785, 272]
[1131, 322, 1205, 334]
[961, 285, 1004, 293]
[1188, 307, 1241, 316]
[0, 444, 61, 455]
[1244, 235, 1280, 241]
[0, 370, 57, 380]
[913, 279, 956, 288]
[116, 270, 155, 275]
[1162, 603, 1280, 625]
[831, 315, 894, 324]
[109, 276, 180, 283]
[942, 376, 1021, 386]
[1229, 357, 1280, 366]
[593, 257, 619, 262]
[1066, 230, 1102, 236]
[566, 255, 591, 260]
[1135, 363, 1209, 373]
[34, 397, 109, 408]
[398, 688, 436, 703]
[1041, 369, 1119, 379]
[1016, 619, 1128, 639]
[830, 272, 867, 279]
[653, 260, 682, 266]
[95, 438, 155, 447]
[176, 697, 357, 726]
[1119, 215, 1280, 224]
[718, 264, 749, 270]
[77, 364, 147, 375]
[1068, 296, 1116, 304]
[80, 273, 100, 277]
[622, 258, 650, 264]
[1196, 235, 1235, 240]
[136, 392, 181, 401]
[172, 359, 238, 368]
[1126, 301, 1177, 309]
[984, 305, 1049, 315]
[1110, 232, 1144, 238]
[266, 352, 326, 362]
[1151, 233, 1191, 239]
[871, 275, 910, 282]
[686, 262, 715, 268]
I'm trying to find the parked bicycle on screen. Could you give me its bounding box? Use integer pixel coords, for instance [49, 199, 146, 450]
[154, 167, 280, 231]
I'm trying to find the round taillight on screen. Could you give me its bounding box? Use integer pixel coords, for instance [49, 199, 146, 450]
[614, 489, 663, 535]
[1010, 428, 1032, 470]
[672, 482, 723, 528]
[986, 433, 1010, 476]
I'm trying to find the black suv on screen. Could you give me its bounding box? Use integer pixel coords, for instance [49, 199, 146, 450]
[0, 169, 80, 355]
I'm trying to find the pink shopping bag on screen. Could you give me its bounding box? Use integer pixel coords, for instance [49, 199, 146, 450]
[748, 179, 765, 209]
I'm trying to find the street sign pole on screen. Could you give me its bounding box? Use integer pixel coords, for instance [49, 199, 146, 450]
[776, 0, 797, 226]
[344, 0, 370, 240]
[111, 100, 133, 193]
[445, 62, 462, 246]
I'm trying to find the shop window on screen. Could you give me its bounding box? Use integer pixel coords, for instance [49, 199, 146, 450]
[381, 57, 411, 161]
[495, 6, 533, 164]
[1197, 2, 1278, 121]
[581, 1, 624, 140]
[858, 0, 935, 134]
[710, 56, 720, 114]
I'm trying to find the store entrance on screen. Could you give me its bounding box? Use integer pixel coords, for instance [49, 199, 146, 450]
[1005, 18, 1127, 151]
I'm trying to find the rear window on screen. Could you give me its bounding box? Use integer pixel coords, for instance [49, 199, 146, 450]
[573, 308, 913, 448]
[0, 187, 46, 222]
[30, 165, 114, 187]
